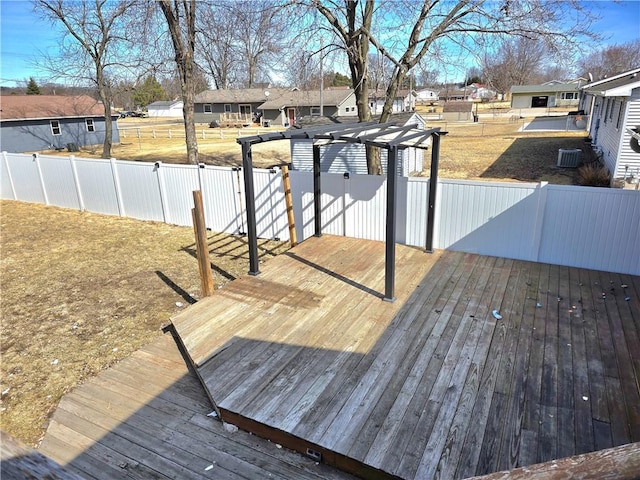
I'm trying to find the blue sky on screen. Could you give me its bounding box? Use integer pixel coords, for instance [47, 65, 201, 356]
[0, 0, 639, 88]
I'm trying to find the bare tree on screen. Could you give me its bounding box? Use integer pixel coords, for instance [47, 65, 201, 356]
[158, 0, 199, 165]
[482, 36, 546, 99]
[310, 0, 598, 172]
[198, 2, 239, 89]
[578, 39, 640, 81]
[34, 0, 136, 158]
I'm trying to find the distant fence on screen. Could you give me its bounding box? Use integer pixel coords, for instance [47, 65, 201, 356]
[2, 152, 638, 275]
[119, 126, 278, 141]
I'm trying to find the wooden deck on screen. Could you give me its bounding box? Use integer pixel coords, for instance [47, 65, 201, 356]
[170, 235, 640, 479]
[38, 334, 355, 480]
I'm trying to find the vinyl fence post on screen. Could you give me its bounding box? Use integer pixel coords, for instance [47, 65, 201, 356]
[69, 155, 85, 211]
[33, 153, 49, 205]
[155, 161, 168, 224]
[2, 152, 17, 200]
[109, 157, 125, 217]
[530, 181, 548, 263]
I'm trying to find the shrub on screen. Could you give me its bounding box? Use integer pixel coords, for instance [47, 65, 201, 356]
[577, 163, 611, 187]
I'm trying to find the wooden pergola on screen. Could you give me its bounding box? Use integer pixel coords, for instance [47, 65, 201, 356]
[237, 121, 444, 302]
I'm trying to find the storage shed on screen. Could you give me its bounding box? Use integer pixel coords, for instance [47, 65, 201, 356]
[289, 112, 427, 176]
[147, 100, 183, 117]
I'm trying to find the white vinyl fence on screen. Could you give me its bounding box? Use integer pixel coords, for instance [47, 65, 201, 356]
[2, 152, 639, 275]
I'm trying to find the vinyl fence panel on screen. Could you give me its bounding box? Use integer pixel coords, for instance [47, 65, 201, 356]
[4, 153, 46, 203]
[435, 180, 541, 261]
[405, 178, 430, 248]
[345, 174, 388, 241]
[253, 168, 289, 241]
[539, 185, 640, 274]
[200, 166, 245, 234]
[109, 161, 165, 222]
[73, 158, 120, 216]
[289, 170, 315, 242]
[159, 163, 201, 227]
[37, 155, 81, 209]
[1, 153, 17, 199]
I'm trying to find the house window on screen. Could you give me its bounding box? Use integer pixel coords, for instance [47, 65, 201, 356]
[609, 99, 616, 121]
[239, 104, 251, 115]
[310, 106, 320, 116]
[616, 100, 625, 129]
[50, 120, 61, 135]
[204, 103, 212, 114]
[604, 98, 611, 123]
[224, 104, 231, 113]
[85, 118, 95, 132]
[561, 92, 577, 100]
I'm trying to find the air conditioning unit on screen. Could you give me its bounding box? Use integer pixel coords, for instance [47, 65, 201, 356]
[557, 148, 581, 168]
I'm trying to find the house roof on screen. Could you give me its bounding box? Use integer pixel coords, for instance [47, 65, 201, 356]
[194, 88, 292, 104]
[292, 112, 426, 129]
[442, 101, 473, 113]
[581, 68, 640, 97]
[0, 95, 105, 121]
[148, 100, 182, 108]
[259, 89, 354, 110]
[510, 83, 580, 94]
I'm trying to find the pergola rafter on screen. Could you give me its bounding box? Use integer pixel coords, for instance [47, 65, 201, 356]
[237, 122, 444, 301]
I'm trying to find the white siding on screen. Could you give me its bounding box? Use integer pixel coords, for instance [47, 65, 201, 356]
[618, 92, 640, 179]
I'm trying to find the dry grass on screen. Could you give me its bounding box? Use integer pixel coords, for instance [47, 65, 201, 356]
[0, 200, 288, 446]
[429, 118, 587, 184]
[37, 114, 589, 184]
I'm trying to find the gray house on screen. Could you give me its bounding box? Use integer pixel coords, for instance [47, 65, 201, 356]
[290, 112, 427, 176]
[0, 95, 119, 153]
[510, 81, 582, 109]
[260, 88, 358, 127]
[580, 67, 640, 181]
[193, 88, 292, 124]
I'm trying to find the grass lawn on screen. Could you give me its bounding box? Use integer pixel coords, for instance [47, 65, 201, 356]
[0, 200, 288, 446]
[36, 113, 588, 185]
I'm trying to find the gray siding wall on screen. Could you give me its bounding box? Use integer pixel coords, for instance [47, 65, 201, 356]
[618, 92, 640, 178]
[194, 102, 263, 124]
[290, 139, 410, 176]
[0, 118, 119, 153]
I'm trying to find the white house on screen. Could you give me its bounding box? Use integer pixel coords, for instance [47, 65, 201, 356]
[415, 89, 439, 104]
[368, 89, 416, 115]
[147, 100, 184, 118]
[580, 67, 640, 181]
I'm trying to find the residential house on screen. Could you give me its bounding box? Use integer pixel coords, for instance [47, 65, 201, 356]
[289, 112, 427, 176]
[580, 67, 640, 181]
[193, 88, 291, 124]
[147, 100, 183, 117]
[0, 95, 119, 153]
[369, 89, 416, 115]
[439, 87, 473, 102]
[510, 81, 581, 109]
[260, 88, 358, 127]
[415, 88, 439, 105]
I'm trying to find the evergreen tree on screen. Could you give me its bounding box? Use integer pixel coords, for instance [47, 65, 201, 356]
[26, 77, 41, 95]
[132, 76, 168, 108]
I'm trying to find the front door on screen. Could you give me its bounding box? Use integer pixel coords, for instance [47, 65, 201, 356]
[287, 108, 296, 126]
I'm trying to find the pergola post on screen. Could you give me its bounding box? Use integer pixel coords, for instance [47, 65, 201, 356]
[241, 141, 260, 275]
[313, 143, 322, 237]
[426, 133, 440, 253]
[384, 146, 398, 302]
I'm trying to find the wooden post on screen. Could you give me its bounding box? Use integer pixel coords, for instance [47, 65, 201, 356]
[281, 164, 297, 247]
[192, 190, 214, 297]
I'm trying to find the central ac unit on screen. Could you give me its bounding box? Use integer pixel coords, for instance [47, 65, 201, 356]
[557, 148, 581, 167]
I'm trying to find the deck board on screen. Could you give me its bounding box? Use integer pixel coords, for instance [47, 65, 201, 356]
[39, 334, 357, 480]
[42, 234, 640, 480]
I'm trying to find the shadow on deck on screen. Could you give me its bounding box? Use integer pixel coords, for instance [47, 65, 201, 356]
[166, 235, 640, 479]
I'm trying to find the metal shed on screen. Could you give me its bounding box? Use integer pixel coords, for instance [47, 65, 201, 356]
[237, 120, 444, 302]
